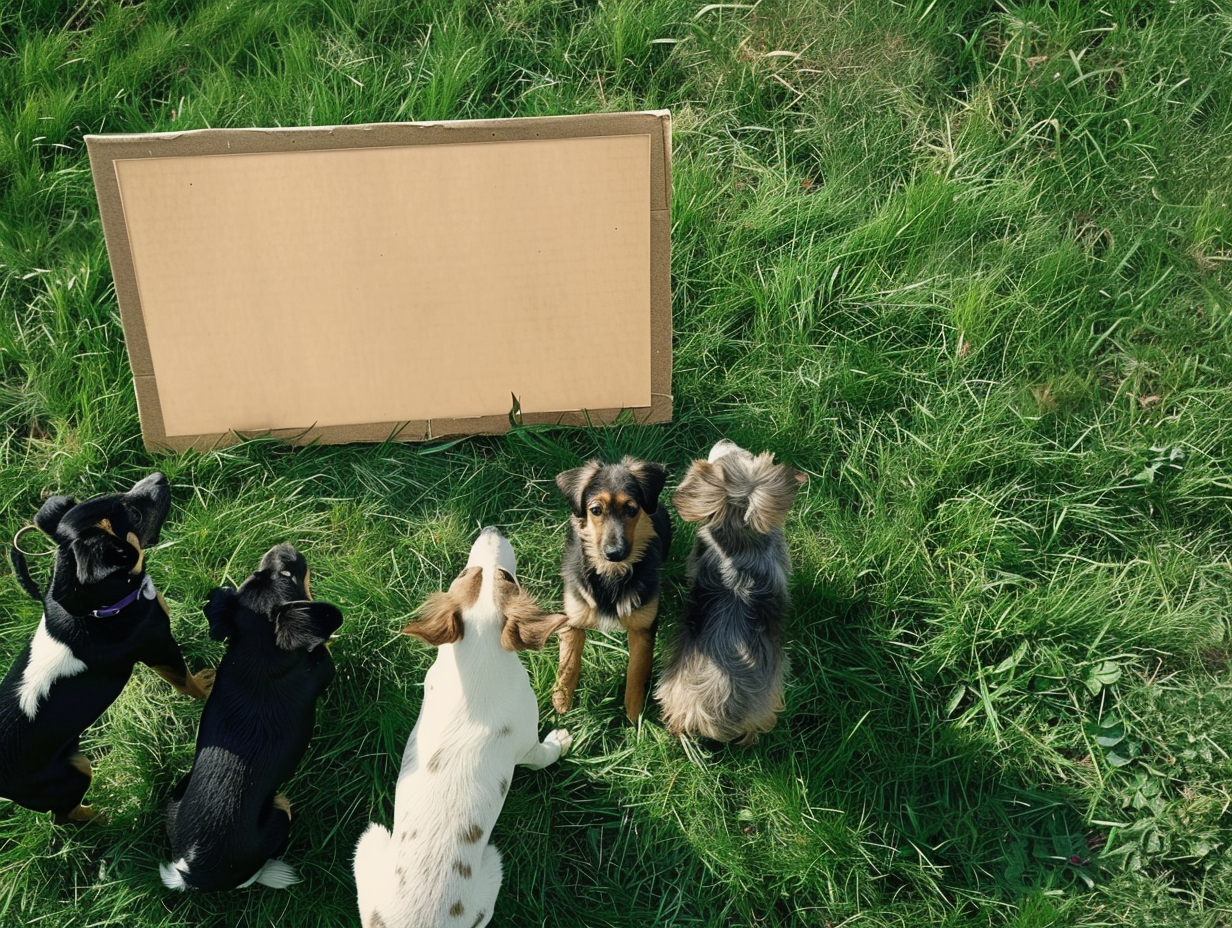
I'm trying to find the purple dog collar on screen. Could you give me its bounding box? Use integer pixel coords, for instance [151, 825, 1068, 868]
[92, 574, 156, 618]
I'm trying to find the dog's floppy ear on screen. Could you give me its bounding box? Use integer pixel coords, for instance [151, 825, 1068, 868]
[500, 587, 570, 652]
[555, 460, 602, 518]
[624, 457, 668, 514]
[671, 460, 728, 524]
[34, 495, 76, 542]
[204, 587, 240, 641]
[71, 529, 139, 585]
[403, 591, 464, 646]
[744, 454, 808, 534]
[274, 601, 343, 652]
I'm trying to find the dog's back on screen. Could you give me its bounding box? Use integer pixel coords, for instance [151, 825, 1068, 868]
[355, 528, 570, 928]
[656, 441, 806, 744]
[162, 545, 340, 892]
[657, 526, 791, 743]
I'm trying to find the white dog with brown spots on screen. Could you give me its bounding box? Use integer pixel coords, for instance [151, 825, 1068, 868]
[354, 527, 572, 928]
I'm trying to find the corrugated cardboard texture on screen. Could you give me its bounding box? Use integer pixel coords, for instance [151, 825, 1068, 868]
[86, 112, 672, 451]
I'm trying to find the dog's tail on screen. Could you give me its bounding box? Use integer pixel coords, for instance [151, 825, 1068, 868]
[239, 858, 301, 889]
[353, 822, 394, 913]
[159, 858, 191, 891]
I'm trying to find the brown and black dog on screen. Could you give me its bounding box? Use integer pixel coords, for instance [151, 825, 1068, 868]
[552, 456, 670, 722]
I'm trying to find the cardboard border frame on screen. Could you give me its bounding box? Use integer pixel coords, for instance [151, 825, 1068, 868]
[86, 111, 672, 452]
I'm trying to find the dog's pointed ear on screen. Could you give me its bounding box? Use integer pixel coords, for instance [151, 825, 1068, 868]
[555, 460, 602, 517]
[500, 588, 570, 652]
[72, 530, 138, 585]
[624, 458, 668, 514]
[274, 601, 343, 652]
[34, 496, 76, 543]
[403, 591, 464, 646]
[671, 460, 728, 524]
[744, 455, 807, 534]
[204, 587, 240, 641]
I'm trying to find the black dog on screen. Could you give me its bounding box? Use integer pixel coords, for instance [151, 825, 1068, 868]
[161, 544, 342, 891]
[552, 456, 670, 722]
[0, 473, 214, 822]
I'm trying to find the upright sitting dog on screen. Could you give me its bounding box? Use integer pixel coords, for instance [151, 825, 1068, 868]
[654, 440, 806, 744]
[161, 544, 342, 891]
[354, 527, 571, 928]
[0, 473, 213, 823]
[552, 456, 670, 722]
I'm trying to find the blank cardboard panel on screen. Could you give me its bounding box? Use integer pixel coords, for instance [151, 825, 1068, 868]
[86, 113, 672, 451]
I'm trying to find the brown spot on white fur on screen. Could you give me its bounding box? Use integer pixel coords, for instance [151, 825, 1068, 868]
[369, 912, 389, 928]
[470, 913, 486, 928]
[460, 823, 483, 843]
[450, 900, 465, 917]
[426, 749, 444, 772]
[497, 724, 512, 737]
[454, 860, 472, 878]
[498, 777, 508, 796]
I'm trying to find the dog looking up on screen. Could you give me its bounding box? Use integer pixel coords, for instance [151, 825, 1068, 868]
[161, 544, 342, 891]
[654, 440, 806, 744]
[552, 456, 670, 723]
[0, 473, 213, 823]
[354, 527, 571, 928]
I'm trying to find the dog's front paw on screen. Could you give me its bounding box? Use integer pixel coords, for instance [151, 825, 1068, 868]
[545, 728, 573, 757]
[189, 668, 216, 699]
[551, 689, 574, 715]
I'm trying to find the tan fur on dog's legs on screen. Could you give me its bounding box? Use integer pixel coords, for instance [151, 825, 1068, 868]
[152, 665, 216, 700]
[553, 626, 587, 714]
[625, 624, 655, 722]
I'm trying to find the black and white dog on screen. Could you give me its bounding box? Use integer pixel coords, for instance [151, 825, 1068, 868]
[161, 544, 342, 891]
[0, 473, 213, 822]
[654, 440, 806, 744]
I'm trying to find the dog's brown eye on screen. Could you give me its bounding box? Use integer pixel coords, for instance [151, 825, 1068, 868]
[589, 504, 603, 517]
[626, 502, 639, 515]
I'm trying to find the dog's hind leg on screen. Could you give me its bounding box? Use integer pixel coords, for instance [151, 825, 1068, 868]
[353, 823, 394, 923]
[466, 844, 502, 928]
[39, 751, 97, 823]
[552, 625, 587, 714]
[241, 798, 297, 889]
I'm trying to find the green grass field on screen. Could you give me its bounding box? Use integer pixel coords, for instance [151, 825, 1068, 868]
[2, 1, 1231, 925]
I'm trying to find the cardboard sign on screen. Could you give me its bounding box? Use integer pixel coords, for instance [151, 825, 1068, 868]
[86, 112, 671, 451]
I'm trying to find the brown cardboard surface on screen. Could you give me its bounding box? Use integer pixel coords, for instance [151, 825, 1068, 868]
[86, 112, 671, 451]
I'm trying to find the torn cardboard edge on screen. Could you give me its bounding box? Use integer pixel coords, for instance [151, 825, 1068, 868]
[86, 111, 672, 453]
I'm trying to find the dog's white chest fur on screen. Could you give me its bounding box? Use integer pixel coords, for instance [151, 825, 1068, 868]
[18, 615, 87, 720]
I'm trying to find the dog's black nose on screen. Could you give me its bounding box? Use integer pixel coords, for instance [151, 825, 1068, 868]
[603, 547, 628, 562]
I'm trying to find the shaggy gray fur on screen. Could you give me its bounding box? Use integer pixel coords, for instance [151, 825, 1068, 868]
[655, 440, 805, 744]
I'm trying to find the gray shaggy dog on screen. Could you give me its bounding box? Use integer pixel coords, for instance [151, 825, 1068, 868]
[655, 440, 806, 744]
